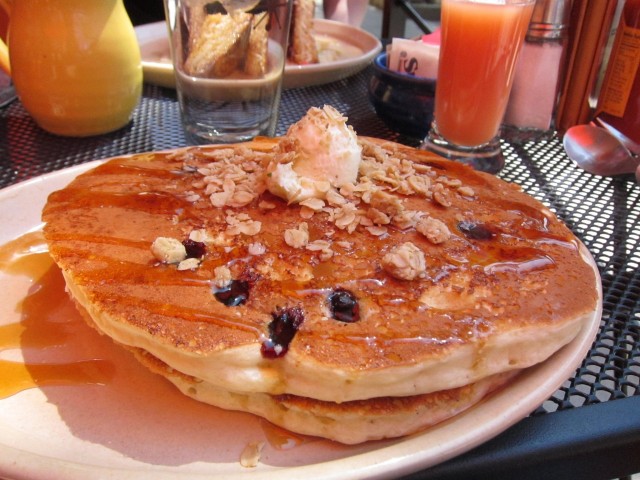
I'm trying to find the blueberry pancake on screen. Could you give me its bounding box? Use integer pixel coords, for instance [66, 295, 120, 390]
[42, 106, 599, 443]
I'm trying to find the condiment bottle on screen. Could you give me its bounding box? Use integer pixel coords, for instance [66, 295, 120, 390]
[503, 0, 572, 141]
[594, 0, 640, 146]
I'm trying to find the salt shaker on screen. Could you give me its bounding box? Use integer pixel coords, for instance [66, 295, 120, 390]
[503, 0, 572, 142]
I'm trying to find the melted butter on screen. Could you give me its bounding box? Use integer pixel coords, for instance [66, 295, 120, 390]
[0, 232, 115, 399]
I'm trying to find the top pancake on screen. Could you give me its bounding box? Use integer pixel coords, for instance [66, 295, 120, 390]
[42, 136, 599, 403]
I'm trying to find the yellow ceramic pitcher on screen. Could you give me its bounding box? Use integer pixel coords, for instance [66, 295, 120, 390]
[0, 0, 142, 136]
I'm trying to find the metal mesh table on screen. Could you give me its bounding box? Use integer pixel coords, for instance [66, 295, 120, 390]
[1, 69, 639, 479]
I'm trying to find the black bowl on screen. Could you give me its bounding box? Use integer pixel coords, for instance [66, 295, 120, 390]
[368, 52, 436, 139]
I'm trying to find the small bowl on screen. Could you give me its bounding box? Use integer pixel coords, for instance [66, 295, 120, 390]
[368, 52, 436, 138]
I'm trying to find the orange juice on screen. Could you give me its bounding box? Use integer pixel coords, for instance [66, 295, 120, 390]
[434, 0, 534, 147]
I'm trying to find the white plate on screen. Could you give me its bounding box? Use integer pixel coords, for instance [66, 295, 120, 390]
[135, 19, 382, 89]
[0, 162, 602, 479]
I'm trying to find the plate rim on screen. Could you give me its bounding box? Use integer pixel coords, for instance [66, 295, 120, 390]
[0, 159, 603, 479]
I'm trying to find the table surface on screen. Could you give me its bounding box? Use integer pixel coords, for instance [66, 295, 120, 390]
[1, 69, 639, 480]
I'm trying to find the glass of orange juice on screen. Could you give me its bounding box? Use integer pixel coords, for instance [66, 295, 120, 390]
[422, 0, 535, 173]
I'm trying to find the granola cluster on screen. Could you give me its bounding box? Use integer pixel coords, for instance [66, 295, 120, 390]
[159, 138, 476, 281]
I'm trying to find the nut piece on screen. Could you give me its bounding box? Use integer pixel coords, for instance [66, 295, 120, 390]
[247, 242, 267, 255]
[432, 183, 451, 207]
[226, 212, 262, 236]
[369, 190, 404, 216]
[284, 222, 310, 248]
[381, 242, 426, 281]
[151, 237, 187, 264]
[213, 266, 233, 289]
[458, 186, 476, 197]
[177, 258, 201, 271]
[416, 217, 450, 244]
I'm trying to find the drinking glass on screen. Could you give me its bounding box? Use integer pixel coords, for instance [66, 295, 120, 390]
[164, 0, 293, 144]
[422, 0, 535, 173]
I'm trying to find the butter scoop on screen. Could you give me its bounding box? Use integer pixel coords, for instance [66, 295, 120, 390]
[267, 105, 362, 203]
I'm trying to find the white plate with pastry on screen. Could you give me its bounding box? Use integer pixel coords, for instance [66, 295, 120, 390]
[135, 19, 381, 89]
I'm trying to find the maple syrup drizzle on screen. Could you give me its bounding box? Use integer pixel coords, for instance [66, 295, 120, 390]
[46, 189, 191, 216]
[91, 160, 183, 179]
[0, 359, 114, 400]
[0, 231, 115, 399]
[41, 157, 572, 340]
[485, 254, 555, 275]
[101, 291, 261, 334]
[44, 233, 151, 250]
[53, 248, 212, 286]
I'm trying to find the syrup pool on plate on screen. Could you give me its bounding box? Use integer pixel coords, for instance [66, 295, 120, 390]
[0, 231, 115, 399]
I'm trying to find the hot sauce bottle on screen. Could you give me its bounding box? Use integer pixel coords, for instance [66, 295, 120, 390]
[595, 0, 640, 146]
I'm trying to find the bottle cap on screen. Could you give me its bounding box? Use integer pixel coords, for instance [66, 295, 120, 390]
[527, 0, 572, 40]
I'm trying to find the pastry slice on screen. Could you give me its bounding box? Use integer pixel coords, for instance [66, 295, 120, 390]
[244, 12, 269, 76]
[184, 12, 252, 77]
[288, 0, 319, 64]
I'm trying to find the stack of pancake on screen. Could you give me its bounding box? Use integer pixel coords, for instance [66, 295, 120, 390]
[42, 107, 599, 444]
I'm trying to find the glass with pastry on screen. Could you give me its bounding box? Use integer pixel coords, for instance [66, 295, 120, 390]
[164, 0, 293, 144]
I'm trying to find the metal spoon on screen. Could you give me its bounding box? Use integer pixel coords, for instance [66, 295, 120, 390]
[563, 124, 639, 177]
